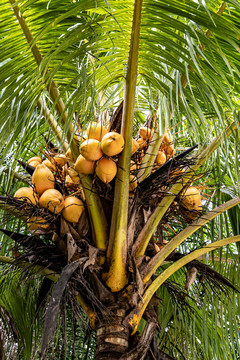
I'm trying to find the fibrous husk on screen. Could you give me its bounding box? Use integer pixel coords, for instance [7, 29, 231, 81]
[138, 127, 154, 141]
[39, 189, 65, 214]
[156, 151, 166, 166]
[62, 196, 84, 223]
[80, 139, 103, 161]
[14, 187, 38, 205]
[42, 159, 56, 172]
[101, 131, 124, 156]
[95, 157, 117, 184]
[86, 122, 108, 141]
[74, 154, 95, 174]
[32, 164, 55, 195]
[27, 156, 42, 164]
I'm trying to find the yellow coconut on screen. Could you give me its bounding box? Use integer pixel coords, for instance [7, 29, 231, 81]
[160, 132, 173, 152]
[80, 139, 103, 161]
[129, 175, 137, 192]
[39, 189, 65, 214]
[62, 196, 84, 223]
[27, 216, 49, 231]
[139, 127, 154, 141]
[27, 156, 42, 164]
[28, 160, 42, 168]
[95, 157, 117, 184]
[86, 122, 108, 141]
[32, 164, 55, 195]
[137, 138, 147, 149]
[14, 187, 38, 205]
[131, 138, 139, 154]
[156, 151, 166, 166]
[42, 159, 56, 172]
[74, 154, 95, 174]
[53, 154, 68, 168]
[165, 144, 175, 159]
[101, 132, 124, 157]
[180, 186, 202, 211]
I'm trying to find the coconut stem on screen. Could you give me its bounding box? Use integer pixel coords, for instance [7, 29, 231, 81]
[104, 0, 143, 292]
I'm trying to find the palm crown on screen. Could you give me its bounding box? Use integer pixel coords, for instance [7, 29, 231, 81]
[0, 0, 240, 359]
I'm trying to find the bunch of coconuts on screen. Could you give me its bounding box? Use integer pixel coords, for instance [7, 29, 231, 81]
[13, 122, 202, 232]
[14, 153, 84, 232]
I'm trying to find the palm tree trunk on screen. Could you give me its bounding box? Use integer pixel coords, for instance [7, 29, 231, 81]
[95, 308, 129, 360]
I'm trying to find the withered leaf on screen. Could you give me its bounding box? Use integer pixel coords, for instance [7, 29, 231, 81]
[83, 245, 99, 272]
[67, 233, 77, 263]
[41, 260, 81, 358]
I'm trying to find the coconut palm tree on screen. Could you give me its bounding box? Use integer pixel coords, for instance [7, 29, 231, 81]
[0, 0, 240, 359]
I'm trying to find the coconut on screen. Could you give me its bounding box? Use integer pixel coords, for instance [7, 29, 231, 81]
[53, 154, 68, 168]
[129, 175, 137, 192]
[95, 157, 117, 184]
[39, 189, 65, 214]
[80, 139, 103, 161]
[14, 187, 38, 205]
[32, 164, 55, 195]
[62, 196, 84, 223]
[156, 151, 166, 166]
[139, 127, 154, 141]
[131, 138, 139, 154]
[180, 186, 202, 211]
[28, 160, 42, 168]
[86, 122, 108, 141]
[42, 159, 56, 172]
[165, 144, 175, 159]
[101, 132, 124, 157]
[27, 216, 49, 231]
[27, 156, 42, 164]
[137, 138, 147, 149]
[160, 132, 173, 152]
[74, 154, 95, 174]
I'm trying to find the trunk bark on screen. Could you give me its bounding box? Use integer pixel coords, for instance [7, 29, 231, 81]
[95, 308, 130, 360]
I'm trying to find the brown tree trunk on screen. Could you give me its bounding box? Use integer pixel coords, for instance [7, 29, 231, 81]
[95, 308, 130, 360]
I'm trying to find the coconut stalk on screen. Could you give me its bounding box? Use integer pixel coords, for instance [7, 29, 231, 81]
[9, 0, 108, 250]
[133, 120, 238, 259]
[127, 234, 240, 335]
[103, 0, 143, 292]
[141, 197, 240, 284]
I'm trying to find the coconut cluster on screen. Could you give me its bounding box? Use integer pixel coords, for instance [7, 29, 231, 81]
[14, 153, 84, 232]
[14, 122, 202, 233]
[74, 122, 125, 184]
